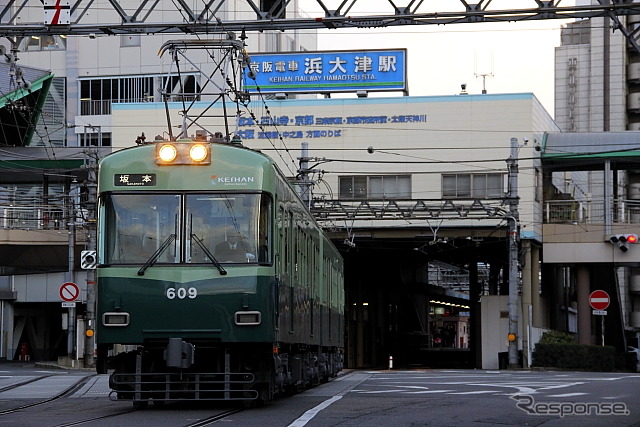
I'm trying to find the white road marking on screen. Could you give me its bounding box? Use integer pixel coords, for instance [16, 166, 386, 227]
[288, 395, 342, 427]
[448, 390, 497, 395]
[546, 392, 588, 398]
[288, 372, 372, 427]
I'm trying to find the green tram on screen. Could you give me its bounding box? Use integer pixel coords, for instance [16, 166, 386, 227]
[95, 139, 344, 405]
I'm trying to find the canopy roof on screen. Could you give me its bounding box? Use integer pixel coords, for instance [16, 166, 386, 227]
[542, 132, 640, 170]
[0, 62, 53, 146]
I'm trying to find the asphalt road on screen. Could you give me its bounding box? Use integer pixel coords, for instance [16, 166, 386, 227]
[0, 362, 638, 426]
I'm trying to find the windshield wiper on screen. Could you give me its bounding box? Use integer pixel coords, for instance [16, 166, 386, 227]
[137, 234, 176, 276]
[191, 233, 227, 275]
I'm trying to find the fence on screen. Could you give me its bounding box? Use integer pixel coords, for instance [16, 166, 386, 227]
[545, 199, 640, 224]
[2, 206, 69, 230]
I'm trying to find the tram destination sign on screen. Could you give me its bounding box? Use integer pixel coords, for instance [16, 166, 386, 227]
[244, 49, 407, 94]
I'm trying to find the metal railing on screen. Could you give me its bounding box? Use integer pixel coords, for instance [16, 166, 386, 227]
[80, 99, 112, 116]
[1, 206, 69, 230]
[544, 199, 640, 224]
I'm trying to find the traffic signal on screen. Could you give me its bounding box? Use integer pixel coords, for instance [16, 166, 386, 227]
[609, 234, 639, 252]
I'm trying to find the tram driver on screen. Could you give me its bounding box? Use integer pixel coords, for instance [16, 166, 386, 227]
[214, 226, 255, 263]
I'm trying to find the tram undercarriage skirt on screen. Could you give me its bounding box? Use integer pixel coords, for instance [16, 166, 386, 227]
[110, 354, 257, 401]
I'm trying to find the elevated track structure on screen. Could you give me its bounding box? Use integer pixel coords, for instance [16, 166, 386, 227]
[0, 1, 639, 53]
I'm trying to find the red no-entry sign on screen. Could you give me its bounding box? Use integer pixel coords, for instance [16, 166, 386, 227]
[589, 290, 610, 310]
[59, 282, 80, 302]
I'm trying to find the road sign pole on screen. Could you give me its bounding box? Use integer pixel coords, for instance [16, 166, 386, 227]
[589, 290, 610, 346]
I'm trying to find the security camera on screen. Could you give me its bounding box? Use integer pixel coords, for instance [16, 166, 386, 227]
[535, 142, 542, 152]
[523, 137, 529, 144]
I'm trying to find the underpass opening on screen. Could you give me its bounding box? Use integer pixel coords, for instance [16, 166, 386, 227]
[333, 227, 510, 369]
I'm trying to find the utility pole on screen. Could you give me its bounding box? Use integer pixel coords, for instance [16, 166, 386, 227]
[83, 148, 98, 368]
[506, 137, 520, 368]
[297, 142, 312, 209]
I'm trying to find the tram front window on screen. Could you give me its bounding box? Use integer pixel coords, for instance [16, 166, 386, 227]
[104, 194, 180, 264]
[102, 192, 272, 265]
[186, 193, 272, 264]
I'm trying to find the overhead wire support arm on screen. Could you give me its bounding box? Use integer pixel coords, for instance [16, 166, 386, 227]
[310, 198, 506, 222]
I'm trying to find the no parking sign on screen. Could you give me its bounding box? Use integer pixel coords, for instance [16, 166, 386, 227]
[59, 282, 80, 302]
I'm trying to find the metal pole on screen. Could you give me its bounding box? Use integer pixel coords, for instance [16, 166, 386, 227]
[507, 137, 520, 367]
[66, 179, 76, 360]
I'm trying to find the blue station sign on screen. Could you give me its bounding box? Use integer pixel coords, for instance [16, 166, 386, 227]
[244, 49, 407, 94]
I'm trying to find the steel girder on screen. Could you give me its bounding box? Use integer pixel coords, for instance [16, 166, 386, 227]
[0, 0, 639, 38]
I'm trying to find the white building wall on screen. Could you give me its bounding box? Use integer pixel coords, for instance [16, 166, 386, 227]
[110, 93, 559, 238]
[555, 15, 628, 133]
[555, 44, 591, 132]
[480, 295, 523, 369]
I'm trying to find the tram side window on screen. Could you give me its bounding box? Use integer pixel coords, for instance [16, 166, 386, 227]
[258, 193, 272, 264]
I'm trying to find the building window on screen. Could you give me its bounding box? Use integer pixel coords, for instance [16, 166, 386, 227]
[339, 175, 411, 199]
[79, 75, 200, 115]
[19, 35, 66, 51]
[32, 77, 66, 147]
[442, 173, 504, 199]
[79, 133, 111, 147]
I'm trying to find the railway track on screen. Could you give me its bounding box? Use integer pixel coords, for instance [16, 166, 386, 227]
[0, 374, 96, 415]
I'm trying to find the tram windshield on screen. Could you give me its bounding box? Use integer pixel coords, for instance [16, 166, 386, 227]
[102, 193, 272, 266]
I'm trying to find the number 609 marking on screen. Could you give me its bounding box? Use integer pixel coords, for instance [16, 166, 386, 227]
[166, 287, 197, 299]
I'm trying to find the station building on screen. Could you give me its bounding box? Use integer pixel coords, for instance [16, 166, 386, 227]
[2, 89, 640, 368]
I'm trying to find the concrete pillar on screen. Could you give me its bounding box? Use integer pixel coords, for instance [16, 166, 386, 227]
[530, 244, 542, 328]
[355, 303, 365, 368]
[520, 240, 532, 367]
[576, 264, 593, 345]
[550, 266, 564, 329]
[469, 259, 482, 369]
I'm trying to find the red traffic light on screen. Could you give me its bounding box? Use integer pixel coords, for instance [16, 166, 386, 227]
[609, 234, 639, 251]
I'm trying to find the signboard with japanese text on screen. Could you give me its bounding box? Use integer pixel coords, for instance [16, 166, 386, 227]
[244, 49, 407, 94]
[114, 173, 156, 187]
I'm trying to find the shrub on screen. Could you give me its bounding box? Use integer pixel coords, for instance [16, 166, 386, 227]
[532, 342, 615, 371]
[537, 330, 576, 345]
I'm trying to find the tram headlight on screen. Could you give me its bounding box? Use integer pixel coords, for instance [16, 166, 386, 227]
[158, 144, 178, 163]
[155, 141, 211, 165]
[190, 144, 208, 162]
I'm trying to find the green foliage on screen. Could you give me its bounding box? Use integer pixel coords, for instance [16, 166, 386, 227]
[532, 343, 615, 371]
[538, 330, 576, 345]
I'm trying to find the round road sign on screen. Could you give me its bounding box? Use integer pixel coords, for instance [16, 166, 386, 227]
[589, 290, 610, 310]
[59, 282, 80, 302]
